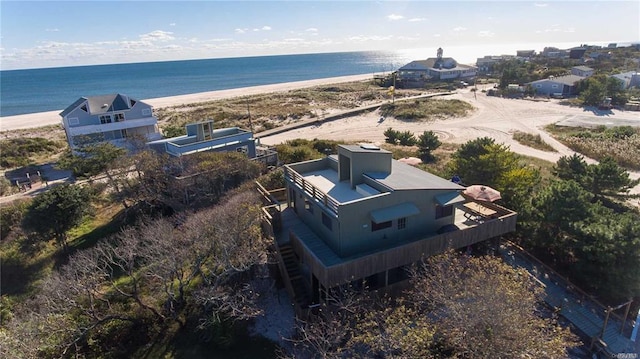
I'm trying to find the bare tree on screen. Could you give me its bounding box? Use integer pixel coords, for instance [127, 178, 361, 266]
[407, 251, 578, 358]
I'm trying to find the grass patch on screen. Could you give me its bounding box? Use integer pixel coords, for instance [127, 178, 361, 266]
[512, 131, 556, 152]
[545, 124, 640, 170]
[379, 98, 474, 121]
[416, 142, 460, 178]
[0, 202, 124, 301]
[380, 143, 419, 160]
[0, 137, 65, 169]
[517, 154, 556, 180]
[155, 81, 424, 134]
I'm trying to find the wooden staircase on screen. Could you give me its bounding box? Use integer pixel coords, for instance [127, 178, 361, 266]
[279, 243, 311, 308]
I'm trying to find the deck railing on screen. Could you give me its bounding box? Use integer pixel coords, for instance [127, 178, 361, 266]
[292, 210, 518, 288]
[284, 166, 339, 215]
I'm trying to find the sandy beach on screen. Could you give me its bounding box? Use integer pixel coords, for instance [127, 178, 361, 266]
[0, 73, 373, 132]
[1, 75, 639, 199]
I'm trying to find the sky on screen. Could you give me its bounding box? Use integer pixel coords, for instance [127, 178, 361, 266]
[1, 0, 639, 70]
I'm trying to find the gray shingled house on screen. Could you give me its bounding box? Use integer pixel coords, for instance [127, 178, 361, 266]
[60, 94, 161, 151]
[260, 144, 517, 312]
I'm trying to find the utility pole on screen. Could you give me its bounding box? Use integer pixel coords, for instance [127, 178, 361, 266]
[246, 97, 254, 132]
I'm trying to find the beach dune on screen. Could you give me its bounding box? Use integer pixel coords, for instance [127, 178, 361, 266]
[0, 74, 374, 132]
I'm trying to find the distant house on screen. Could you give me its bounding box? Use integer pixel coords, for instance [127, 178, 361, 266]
[611, 71, 640, 89]
[516, 50, 536, 59]
[147, 120, 256, 157]
[147, 120, 279, 165]
[541, 47, 567, 58]
[475, 55, 514, 75]
[397, 48, 477, 86]
[527, 75, 584, 96]
[261, 144, 517, 311]
[569, 47, 587, 59]
[571, 66, 594, 77]
[60, 94, 161, 152]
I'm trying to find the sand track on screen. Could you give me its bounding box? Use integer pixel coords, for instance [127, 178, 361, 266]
[260, 85, 640, 198]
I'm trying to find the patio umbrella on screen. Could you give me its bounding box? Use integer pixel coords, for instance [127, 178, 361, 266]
[463, 185, 501, 202]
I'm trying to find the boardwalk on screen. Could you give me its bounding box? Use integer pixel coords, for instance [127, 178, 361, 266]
[501, 242, 638, 357]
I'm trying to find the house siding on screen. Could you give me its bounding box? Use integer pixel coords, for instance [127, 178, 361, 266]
[60, 94, 160, 150]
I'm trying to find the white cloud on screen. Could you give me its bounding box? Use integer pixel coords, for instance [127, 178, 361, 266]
[433, 34, 441, 37]
[45, 28, 60, 32]
[235, 28, 247, 34]
[250, 26, 272, 32]
[169, 23, 176, 27]
[387, 14, 404, 21]
[139, 30, 174, 42]
[409, 18, 426, 22]
[305, 28, 318, 33]
[477, 30, 495, 38]
[534, 3, 548, 7]
[453, 26, 467, 32]
[564, 27, 575, 33]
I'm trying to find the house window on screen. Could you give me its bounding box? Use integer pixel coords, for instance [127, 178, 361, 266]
[141, 108, 151, 116]
[80, 104, 88, 112]
[99, 115, 112, 124]
[372, 220, 392, 231]
[551, 84, 559, 89]
[121, 129, 128, 138]
[68, 117, 79, 126]
[322, 212, 332, 231]
[397, 217, 407, 230]
[435, 205, 453, 219]
[114, 113, 125, 122]
[536, 84, 542, 88]
[305, 198, 313, 213]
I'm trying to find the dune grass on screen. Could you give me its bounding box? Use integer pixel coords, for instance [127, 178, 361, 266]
[379, 98, 474, 121]
[512, 131, 556, 152]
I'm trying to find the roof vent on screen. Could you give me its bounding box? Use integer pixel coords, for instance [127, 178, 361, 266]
[102, 104, 108, 108]
[360, 143, 380, 151]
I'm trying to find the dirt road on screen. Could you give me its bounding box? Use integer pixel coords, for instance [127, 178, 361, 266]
[259, 86, 640, 197]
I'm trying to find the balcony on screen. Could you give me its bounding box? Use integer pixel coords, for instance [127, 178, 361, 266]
[164, 128, 253, 156]
[68, 116, 158, 137]
[284, 164, 340, 215]
[288, 203, 517, 288]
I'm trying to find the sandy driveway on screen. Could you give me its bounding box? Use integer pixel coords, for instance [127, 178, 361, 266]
[260, 85, 640, 197]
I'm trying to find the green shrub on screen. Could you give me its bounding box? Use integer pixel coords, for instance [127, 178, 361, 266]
[397, 131, 417, 146]
[384, 127, 400, 144]
[0, 199, 29, 240]
[0, 138, 63, 169]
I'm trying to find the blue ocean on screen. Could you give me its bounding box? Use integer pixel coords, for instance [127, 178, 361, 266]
[0, 51, 413, 117]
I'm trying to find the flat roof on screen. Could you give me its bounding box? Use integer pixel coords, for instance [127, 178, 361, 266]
[302, 168, 371, 203]
[366, 161, 464, 191]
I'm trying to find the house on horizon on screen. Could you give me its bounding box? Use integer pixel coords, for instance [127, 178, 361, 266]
[475, 55, 515, 75]
[260, 144, 517, 312]
[516, 50, 536, 59]
[397, 48, 477, 87]
[60, 94, 161, 152]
